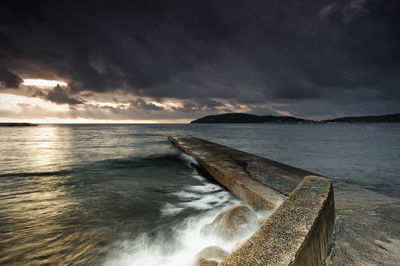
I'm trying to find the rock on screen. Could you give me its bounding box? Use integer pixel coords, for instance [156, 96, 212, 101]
[193, 257, 218, 266]
[201, 205, 259, 240]
[196, 246, 229, 261]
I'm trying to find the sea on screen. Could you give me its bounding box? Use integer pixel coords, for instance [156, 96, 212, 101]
[0, 123, 399, 265]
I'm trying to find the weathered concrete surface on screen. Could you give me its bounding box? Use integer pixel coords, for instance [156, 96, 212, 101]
[169, 136, 287, 210]
[169, 136, 314, 196]
[169, 136, 335, 265]
[221, 176, 334, 266]
[327, 181, 400, 266]
[169, 136, 400, 265]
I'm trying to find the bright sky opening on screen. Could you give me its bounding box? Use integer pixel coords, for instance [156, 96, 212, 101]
[22, 79, 68, 87]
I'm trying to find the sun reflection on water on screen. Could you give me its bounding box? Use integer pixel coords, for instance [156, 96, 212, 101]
[0, 126, 109, 265]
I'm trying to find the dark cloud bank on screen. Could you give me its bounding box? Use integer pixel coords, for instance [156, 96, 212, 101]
[0, 0, 399, 120]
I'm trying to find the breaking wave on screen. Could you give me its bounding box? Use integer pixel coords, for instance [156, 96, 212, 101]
[104, 153, 272, 266]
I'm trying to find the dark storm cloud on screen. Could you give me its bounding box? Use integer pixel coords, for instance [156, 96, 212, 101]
[130, 98, 164, 111]
[46, 85, 82, 105]
[25, 84, 83, 105]
[0, 66, 22, 88]
[0, 0, 399, 118]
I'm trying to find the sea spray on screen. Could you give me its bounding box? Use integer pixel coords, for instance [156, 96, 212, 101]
[103, 200, 271, 266]
[104, 153, 275, 266]
[178, 152, 199, 168]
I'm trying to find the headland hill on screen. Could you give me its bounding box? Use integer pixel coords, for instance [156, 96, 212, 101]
[190, 112, 400, 124]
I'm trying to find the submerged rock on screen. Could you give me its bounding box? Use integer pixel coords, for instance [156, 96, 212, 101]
[193, 257, 218, 266]
[201, 205, 259, 240]
[196, 245, 229, 261]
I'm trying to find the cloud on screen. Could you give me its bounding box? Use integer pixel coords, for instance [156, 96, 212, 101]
[130, 98, 164, 111]
[0, 0, 399, 120]
[46, 85, 82, 105]
[0, 66, 22, 88]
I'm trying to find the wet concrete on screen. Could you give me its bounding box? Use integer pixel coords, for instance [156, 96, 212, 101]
[169, 136, 334, 265]
[168, 136, 400, 265]
[169, 136, 314, 196]
[328, 181, 400, 265]
[168, 136, 287, 210]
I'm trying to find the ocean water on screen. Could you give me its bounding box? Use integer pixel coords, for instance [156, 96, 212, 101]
[0, 123, 399, 265]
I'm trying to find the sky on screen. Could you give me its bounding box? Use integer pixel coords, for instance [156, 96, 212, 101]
[0, 0, 399, 123]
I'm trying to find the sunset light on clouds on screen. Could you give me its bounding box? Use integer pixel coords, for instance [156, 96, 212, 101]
[0, 2, 399, 265]
[0, 0, 399, 123]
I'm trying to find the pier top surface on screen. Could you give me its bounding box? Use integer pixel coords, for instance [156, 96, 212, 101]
[169, 135, 314, 196]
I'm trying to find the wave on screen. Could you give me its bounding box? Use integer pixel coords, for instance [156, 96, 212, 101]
[0, 169, 72, 178]
[0, 154, 188, 179]
[178, 153, 199, 168]
[186, 183, 223, 193]
[0, 153, 188, 178]
[102, 151, 246, 265]
[160, 203, 185, 217]
[90, 152, 199, 172]
[169, 187, 232, 211]
[125, 133, 164, 137]
[180, 192, 232, 210]
[104, 199, 263, 266]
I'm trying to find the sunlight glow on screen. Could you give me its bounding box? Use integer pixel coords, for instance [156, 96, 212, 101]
[0, 93, 69, 112]
[0, 92, 191, 123]
[23, 79, 68, 87]
[0, 118, 190, 124]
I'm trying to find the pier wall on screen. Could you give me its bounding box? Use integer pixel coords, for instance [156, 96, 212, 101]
[169, 136, 335, 265]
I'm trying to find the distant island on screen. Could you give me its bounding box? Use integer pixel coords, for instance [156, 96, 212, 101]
[190, 113, 400, 124]
[323, 113, 400, 123]
[0, 123, 38, 127]
[191, 113, 313, 123]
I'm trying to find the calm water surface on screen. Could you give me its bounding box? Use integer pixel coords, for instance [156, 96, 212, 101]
[0, 124, 399, 265]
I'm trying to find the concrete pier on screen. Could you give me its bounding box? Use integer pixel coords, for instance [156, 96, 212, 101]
[169, 136, 335, 265]
[169, 136, 288, 210]
[169, 136, 400, 265]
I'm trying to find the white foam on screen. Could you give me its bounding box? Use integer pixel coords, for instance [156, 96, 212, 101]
[171, 191, 200, 199]
[104, 202, 254, 266]
[161, 203, 185, 217]
[180, 191, 232, 210]
[190, 174, 205, 182]
[186, 183, 222, 193]
[104, 167, 279, 266]
[178, 153, 198, 168]
[171, 182, 233, 211]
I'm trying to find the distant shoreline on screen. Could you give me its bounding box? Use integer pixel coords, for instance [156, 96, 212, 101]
[190, 113, 400, 124]
[0, 123, 38, 127]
